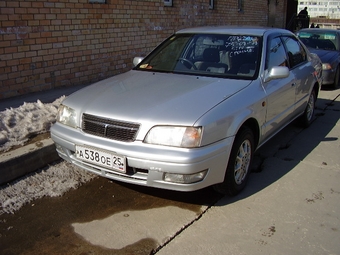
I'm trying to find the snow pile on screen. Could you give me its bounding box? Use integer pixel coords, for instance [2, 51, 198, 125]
[0, 161, 95, 214]
[0, 96, 97, 215]
[0, 96, 65, 153]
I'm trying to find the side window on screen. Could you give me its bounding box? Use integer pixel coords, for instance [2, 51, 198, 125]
[266, 37, 287, 70]
[282, 36, 307, 68]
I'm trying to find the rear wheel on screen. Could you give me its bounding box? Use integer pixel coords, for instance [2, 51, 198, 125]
[213, 127, 254, 196]
[333, 66, 340, 89]
[299, 90, 316, 128]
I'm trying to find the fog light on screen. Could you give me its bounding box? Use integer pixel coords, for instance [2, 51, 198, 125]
[164, 170, 208, 184]
[55, 144, 65, 154]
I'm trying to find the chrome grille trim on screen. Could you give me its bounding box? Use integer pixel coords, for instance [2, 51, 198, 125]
[82, 113, 140, 142]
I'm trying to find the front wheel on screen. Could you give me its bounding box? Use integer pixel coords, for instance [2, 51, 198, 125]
[213, 127, 254, 196]
[299, 90, 316, 128]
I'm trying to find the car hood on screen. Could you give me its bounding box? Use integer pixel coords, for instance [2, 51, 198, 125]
[64, 70, 252, 126]
[308, 48, 339, 62]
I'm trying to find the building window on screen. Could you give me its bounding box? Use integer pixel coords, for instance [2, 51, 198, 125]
[164, 0, 173, 6]
[89, 0, 106, 3]
[238, 0, 244, 12]
[209, 0, 214, 9]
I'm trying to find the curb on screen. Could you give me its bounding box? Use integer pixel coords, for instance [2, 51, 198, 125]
[0, 138, 59, 185]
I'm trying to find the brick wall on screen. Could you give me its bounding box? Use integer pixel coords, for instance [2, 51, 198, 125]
[0, 0, 284, 99]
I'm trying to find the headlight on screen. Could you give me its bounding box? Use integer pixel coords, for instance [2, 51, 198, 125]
[322, 63, 332, 70]
[56, 104, 77, 128]
[144, 126, 202, 148]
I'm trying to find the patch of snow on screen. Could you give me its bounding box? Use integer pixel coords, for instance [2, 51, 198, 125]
[0, 96, 65, 152]
[0, 161, 95, 214]
[0, 97, 97, 214]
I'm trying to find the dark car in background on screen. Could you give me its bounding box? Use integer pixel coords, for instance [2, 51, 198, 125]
[297, 28, 340, 89]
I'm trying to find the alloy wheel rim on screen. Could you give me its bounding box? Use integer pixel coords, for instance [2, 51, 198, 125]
[306, 93, 315, 122]
[234, 140, 251, 185]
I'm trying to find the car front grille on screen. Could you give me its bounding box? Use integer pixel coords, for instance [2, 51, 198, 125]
[82, 113, 140, 142]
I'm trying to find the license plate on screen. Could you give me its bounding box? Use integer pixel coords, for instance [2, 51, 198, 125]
[75, 145, 126, 173]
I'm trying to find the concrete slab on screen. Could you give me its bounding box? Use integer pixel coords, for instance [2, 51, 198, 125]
[158, 144, 340, 255]
[0, 138, 59, 185]
[157, 89, 340, 255]
[72, 205, 206, 250]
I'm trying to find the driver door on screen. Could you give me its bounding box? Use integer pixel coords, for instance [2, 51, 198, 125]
[262, 35, 296, 141]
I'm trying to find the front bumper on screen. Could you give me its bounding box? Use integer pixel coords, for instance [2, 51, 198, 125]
[51, 123, 234, 192]
[321, 69, 335, 85]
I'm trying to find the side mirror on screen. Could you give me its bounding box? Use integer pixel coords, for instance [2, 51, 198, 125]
[133, 57, 144, 67]
[264, 66, 289, 82]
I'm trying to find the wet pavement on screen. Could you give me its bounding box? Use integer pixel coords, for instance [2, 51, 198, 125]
[0, 175, 222, 255]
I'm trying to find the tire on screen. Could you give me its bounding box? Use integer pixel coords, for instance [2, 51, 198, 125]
[213, 127, 254, 196]
[299, 90, 316, 128]
[332, 66, 340, 89]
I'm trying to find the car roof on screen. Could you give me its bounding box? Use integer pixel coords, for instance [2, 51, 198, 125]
[175, 26, 292, 36]
[298, 28, 340, 34]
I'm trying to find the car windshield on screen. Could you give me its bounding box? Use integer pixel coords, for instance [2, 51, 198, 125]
[134, 33, 261, 79]
[298, 31, 338, 51]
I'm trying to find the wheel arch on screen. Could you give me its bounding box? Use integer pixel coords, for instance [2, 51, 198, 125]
[313, 81, 320, 100]
[213, 118, 259, 196]
[237, 118, 260, 149]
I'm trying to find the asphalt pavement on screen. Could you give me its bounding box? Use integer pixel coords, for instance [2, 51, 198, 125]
[0, 85, 339, 254]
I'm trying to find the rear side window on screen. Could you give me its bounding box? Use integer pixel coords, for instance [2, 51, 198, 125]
[282, 36, 307, 68]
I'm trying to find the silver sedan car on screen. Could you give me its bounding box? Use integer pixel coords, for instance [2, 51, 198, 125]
[51, 26, 321, 196]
